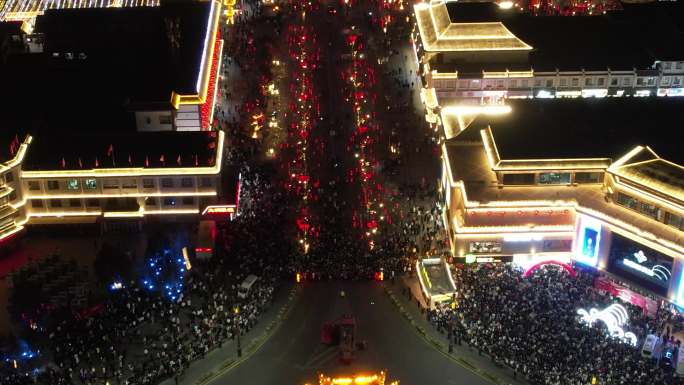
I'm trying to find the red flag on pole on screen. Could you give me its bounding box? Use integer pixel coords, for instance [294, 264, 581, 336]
[159, 154, 165, 165]
[106, 144, 114, 157]
[145, 156, 150, 167]
[95, 157, 99, 168]
[176, 155, 181, 166]
[194, 154, 199, 166]
[128, 154, 132, 166]
[60, 157, 66, 168]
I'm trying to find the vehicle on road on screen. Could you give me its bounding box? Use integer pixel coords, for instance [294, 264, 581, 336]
[238, 275, 259, 299]
[320, 315, 358, 364]
[641, 334, 659, 359]
[195, 220, 215, 259]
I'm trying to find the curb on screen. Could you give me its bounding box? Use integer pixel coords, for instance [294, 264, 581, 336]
[193, 287, 299, 385]
[384, 286, 507, 385]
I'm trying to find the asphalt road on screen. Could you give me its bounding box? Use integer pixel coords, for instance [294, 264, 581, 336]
[211, 282, 491, 385]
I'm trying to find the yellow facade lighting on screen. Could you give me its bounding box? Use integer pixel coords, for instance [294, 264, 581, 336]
[0, 136, 32, 173]
[0, 225, 25, 242]
[170, 0, 221, 109]
[28, 211, 102, 218]
[103, 211, 144, 218]
[21, 132, 224, 179]
[482, 70, 533, 78]
[27, 191, 216, 200]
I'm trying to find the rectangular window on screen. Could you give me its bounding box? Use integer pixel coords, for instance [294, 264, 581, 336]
[610, 78, 618, 86]
[623, 77, 632, 86]
[67, 179, 79, 190]
[86, 199, 100, 207]
[469, 241, 502, 254]
[674, 77, 682, 86]
[534, 79, 542, 87]
[69, 199, 81, 208]
[496, 80, 504, 88]
[574, 172, 604, 184]
[85, 179, 97, 189]
[102, 180, 119, 189]
[585, 78, 593, 86]
[616, 192, 638, 210]
[571, 78, 579, 87]
[50, 200, 62, 208]
[521, 79, 529, 88]
[559, 78, 567, 87]
[182, 197, 195, 205]
[677, 62, 683, 70]
[28, 181, 40, 191]
[143, 178, 155, 189]
[665, 213, 683, 230]
[31, 200, 44, 208]
[597, 77, 605, 86]
[161, 178, 174, 188]
[47, 180, 60, 190]
[122, 179, 137, 189]
[4, 172, 13, 183]
[509, 79, 517, 88]
[457, 80, 467, 89]
[502, 173, 535, 185]
[638, 202, 659, 219]
[181, 178, 194, 188]
[159, 115, 172, 125]
[538, 172, 571, 185]
[146, 197, 157, 206]
[163, 197, 176, 206]
[636, 78, 644, 86]
[200, 177, 213, 188]
[664, 62, 672, 70]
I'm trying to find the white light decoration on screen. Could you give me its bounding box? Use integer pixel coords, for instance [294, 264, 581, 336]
[577, 304, 638, 346]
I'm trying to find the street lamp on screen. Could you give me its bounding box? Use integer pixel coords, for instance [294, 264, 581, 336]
[234, 306, 242, 357]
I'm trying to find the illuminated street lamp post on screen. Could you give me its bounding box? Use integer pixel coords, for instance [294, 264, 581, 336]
[234, 306, 242, 357]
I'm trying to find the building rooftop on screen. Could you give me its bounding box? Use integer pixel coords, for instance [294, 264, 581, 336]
[0, 0, 216, 133]
[418, 1, 684, 72]
[21, 131, 219, 171]
[452, 98, 684, 164]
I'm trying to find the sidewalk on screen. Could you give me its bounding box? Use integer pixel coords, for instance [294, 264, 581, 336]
[385, 277, 528, 385]
[160, 284, 299, 385]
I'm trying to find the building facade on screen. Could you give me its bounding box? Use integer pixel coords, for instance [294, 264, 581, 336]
[441, 109, 684, 305]
[413, 1, 684, 107]
[0, 130, 229, 244]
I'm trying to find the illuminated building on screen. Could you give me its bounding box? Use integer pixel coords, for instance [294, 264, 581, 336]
[413, 1, 684, 108]
[0, 0, 222, 132]
[440, 99, 684, 304]
[0, 130, 234, 240]
[0, 1, 237, 242]
[0, 0, 160, 23]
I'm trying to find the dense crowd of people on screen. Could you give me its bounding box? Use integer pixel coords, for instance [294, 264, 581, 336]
[428, 264, 683, 385]
[1, 247, 277, 385]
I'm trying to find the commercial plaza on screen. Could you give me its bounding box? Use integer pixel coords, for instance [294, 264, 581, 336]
[409, 0, 684, 311]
